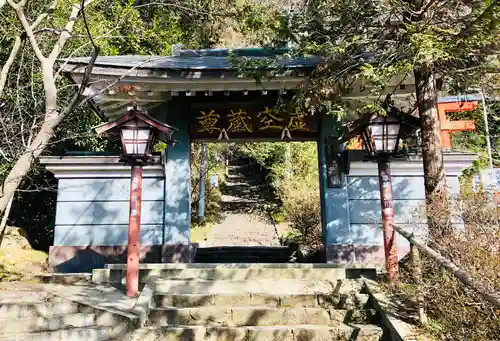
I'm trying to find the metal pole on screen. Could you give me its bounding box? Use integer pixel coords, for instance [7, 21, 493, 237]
[377, 157, 398, 282]
[480, 90, 494, 169]
[198, 143, 207, 223]
[126, 165, 142, 297]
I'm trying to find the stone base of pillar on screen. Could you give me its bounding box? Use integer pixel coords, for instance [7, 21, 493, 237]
[49, 244, 195, 273]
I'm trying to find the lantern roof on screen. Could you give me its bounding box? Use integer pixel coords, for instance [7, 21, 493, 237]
[341, 105, 420, 143]
[93, 109, 177, 142]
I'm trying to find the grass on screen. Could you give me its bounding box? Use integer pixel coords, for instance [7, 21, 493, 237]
[0, 247, 48, 281]
[190, 223, 215, 244]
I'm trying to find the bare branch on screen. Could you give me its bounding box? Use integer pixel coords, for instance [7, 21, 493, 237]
[0, 35, 23, 97]
[0, 148, 11, 162]
[31, 0, 59, 28]
[7, 0, 46, 62]
[134, 1, 211, 15]
[48, 0, 96, 63]
[1, 0, 59, 96]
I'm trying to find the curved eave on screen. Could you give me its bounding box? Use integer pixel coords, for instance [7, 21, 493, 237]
[40, 155, 164, 178]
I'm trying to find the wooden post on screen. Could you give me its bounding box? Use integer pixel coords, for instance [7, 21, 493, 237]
[126, 165, 142, 297]
[410, 243, 428, 325]
[198, 143, 207, 223]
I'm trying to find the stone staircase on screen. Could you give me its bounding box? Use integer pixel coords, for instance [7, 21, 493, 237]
[220, 157, 264, 214]
[0, 289, 132, 341]
[194, 246, 293, 263]
[97, 264, 384, 341]
[200, 156, 284, 248]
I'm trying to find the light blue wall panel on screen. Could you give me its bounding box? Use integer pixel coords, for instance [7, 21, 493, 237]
[348, 176, 460, 199]
[350, 223, 428, 245]
[57, 178, 164, 202]
[55, 200, 164, 225]
[348, 199, 427, 224]
[347, 177, 426, 200]
[162, 101, 191, 244]
[54, 224, 163, 246]
[324, 191, 351, 244]
[318, 114, 350, 246]
[446, 176, 460, 195]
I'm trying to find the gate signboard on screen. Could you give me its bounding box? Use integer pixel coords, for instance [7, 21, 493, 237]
[189, 104, 318, 141]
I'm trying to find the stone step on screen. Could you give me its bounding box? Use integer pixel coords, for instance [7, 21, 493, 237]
[34, 273, 92, 285]
[227, 158, 252, 166]
[153, 279, 339, 295]
[0, 326, 118, 341]
[195, 247, 293, 264]
[126, 324, 382, 341]
[97, 263, 348, 285]
[0, 312, 97, 334]
[218, 202, 261, 213]
[0, 292, 65, 304]
[108, 267, 346, 284]
[153, 293, 369, 310]
[148, 307, 374, 327]
[103, 263, 358, 270]
[0, 301, 86, 318]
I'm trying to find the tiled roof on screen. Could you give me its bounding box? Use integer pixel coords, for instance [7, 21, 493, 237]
[61, 48, 323, 71]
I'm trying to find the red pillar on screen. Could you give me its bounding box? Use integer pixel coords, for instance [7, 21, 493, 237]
[377, 158, 398, 282]
[126, 165, 142, 297]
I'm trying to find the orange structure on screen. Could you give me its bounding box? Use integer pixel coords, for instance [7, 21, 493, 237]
[346, 99, 478, 150]
[437, 101, 477, 149]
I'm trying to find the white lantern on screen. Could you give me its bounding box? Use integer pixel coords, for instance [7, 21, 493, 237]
[120, 119, 154, 157]
[94, 109, 176, 165]
[361, 114, 402, 155]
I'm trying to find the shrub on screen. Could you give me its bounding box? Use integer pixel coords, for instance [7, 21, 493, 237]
[393, 192, 500, 341]
[282, 179, 323, 261]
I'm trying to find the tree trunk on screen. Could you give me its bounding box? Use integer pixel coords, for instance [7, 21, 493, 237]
[413, 68, 452, 236]
[0, 195, 14, 247]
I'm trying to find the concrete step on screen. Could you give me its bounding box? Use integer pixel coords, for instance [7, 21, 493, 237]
[0, 312, 97, 334]
[126, 324, 382, 341]
[153, 279, 339, 295]
[148, 307, 374, 327]
[0, 326, 118, 341]
[153, 293, 369, 310]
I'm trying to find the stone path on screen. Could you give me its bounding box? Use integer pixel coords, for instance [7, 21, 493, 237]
[199, 159, 288, 247]
[202, 213, 280, 246]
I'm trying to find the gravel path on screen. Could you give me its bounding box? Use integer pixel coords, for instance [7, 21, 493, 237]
[201, 213, 281, 246]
